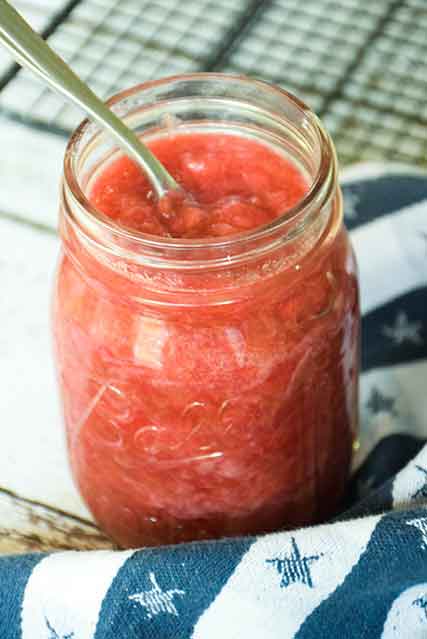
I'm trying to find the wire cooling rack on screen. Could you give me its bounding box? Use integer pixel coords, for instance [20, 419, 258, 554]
[0, 0, 425, 167]
[0, 0, 66, 76]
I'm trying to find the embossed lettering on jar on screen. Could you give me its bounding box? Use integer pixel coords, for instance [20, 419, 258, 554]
[53, 74, 360, 548]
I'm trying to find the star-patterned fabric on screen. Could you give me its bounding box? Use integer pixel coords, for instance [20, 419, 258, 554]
[1, 165, 426, 638]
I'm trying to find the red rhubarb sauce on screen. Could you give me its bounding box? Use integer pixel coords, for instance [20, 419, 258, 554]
[54, 132, 359, 547]
[90, 133, 308, 237]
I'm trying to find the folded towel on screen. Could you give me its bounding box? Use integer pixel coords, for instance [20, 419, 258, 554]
[1, 164, 426, 639]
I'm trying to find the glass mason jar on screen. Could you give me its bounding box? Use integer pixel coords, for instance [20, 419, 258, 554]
[53, 74, 359, 548]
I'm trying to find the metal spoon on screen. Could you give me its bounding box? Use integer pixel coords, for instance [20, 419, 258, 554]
[0, 0, 180, 198]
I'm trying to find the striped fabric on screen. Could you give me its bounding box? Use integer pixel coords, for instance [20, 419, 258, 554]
[1, 165, 426, 638]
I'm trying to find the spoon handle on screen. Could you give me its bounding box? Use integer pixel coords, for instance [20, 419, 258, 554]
[0, 0, 179, 197]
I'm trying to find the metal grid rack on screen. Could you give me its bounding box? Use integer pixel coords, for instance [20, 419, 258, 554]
[0, 0, 66, 76]
[0, 0, 425, 167]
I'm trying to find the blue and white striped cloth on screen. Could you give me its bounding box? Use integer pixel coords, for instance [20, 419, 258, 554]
[1, 165, 427, 639]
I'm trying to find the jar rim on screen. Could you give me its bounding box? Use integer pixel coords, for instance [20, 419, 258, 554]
[63, 72, 336, 255]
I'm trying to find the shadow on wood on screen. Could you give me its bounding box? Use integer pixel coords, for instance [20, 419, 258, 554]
[0, 487, 114, 554]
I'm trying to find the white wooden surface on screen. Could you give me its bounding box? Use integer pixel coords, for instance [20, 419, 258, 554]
[0, 119, 64, 227]
[0, 116, 113, 553]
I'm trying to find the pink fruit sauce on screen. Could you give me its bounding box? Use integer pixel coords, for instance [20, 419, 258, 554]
[90, 133, 308, 238]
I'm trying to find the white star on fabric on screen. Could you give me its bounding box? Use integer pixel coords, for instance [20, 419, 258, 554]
[382, 312, 423, 346]
[343, 188, 360, 220]
[407, 517, 427, 549]
[129, 572, 185, 619]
